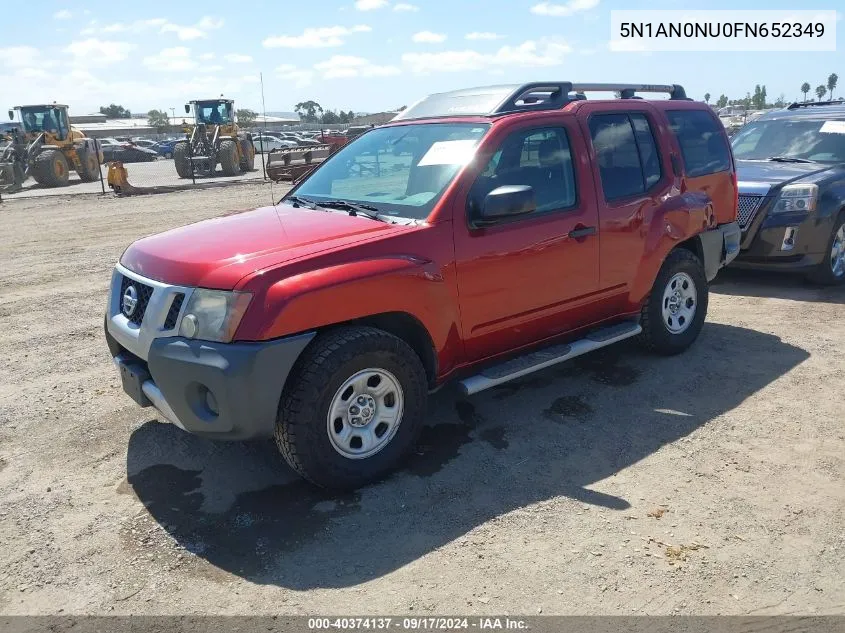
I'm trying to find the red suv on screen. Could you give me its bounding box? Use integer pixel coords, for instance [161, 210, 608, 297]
[105, 82, 740, 489]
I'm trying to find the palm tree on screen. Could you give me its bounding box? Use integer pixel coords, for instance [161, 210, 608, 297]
[815, 85, 827, 101]
[827, 73, 838, 100]
[801, 82, 811, 102]
[704, 93, 710, 104]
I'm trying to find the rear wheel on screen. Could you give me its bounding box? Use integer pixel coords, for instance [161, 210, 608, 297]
[173, 142, 192, 178]
[239, 140, 255, 172]
[807, 212, 845, 286]
[218, 139, 239, 176]
[275, 327, 428, 490]
[77, 152, 100, 182]
[31, 150, 70, 187]
[639, 248, 708, 355]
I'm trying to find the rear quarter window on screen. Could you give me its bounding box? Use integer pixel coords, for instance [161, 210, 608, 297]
[666, 110, 731, 177]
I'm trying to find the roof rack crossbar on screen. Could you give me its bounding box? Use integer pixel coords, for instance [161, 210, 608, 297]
[492, 82, 688, 114]
[786, 100, 845, 110]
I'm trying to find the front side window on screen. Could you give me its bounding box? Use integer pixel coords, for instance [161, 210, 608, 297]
[293, 123, 490, 220]
[666, 109, 731, 177]
[470, 127, 577, 217]
[731, 118, 845, 164]
[196, 102, 232, 125]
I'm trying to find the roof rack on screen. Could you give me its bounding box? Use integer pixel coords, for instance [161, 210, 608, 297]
[392, 82, 689, 121]
[786, 100, 845, 110]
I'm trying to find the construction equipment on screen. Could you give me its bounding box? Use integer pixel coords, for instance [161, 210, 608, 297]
[174, 98, 255, 178]
[0, 104, 102, 191]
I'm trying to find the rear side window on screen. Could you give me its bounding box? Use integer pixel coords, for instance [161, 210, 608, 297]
[666, 110, 731, 177]
[589, 113, 661, 200]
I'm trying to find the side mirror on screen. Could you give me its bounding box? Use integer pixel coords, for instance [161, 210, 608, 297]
[8, 110, 13, 121]
[184, 104, 190, 114]
[478, 185, 536, 224]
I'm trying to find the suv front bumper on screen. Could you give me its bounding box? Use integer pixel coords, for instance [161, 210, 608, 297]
[105, 264, 315, 440]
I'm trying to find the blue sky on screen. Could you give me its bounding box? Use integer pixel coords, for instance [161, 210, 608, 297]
[2, 0, 842, 116]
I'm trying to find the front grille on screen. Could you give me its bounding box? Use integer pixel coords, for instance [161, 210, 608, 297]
[738, 195, 765, 229]
[119, 275, 153, 325]
[163, 294, 184, 330]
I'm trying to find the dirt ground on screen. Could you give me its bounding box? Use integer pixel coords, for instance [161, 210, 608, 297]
[0, 183, 843, 616]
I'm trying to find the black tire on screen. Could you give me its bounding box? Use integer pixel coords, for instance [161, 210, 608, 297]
[275, 327, 428, 490]
[218, 139, 239, 176]
[806, 211, 845, 286]
[638, 248, 709, 355]
[173, 142, 192, 178]
[31, 149, 70, 187]
[239, 140, 255, 172]
[76, 151, 100, 182]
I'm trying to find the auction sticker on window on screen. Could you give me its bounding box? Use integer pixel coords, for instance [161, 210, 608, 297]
[820, 121, 845, 135]
[418, 140, 478, 166]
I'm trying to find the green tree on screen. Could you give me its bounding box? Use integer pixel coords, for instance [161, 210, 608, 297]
[815, 85, 827, 101]
[235, 109, 257, 128]
[774, 94, 786, 108]
[703, 93, 711, 104]
[294, 100, 323, 123]
[716, 94, 728, 108]
[147, 109, 169, 133]
[801, 82, 811, 102]
[760, 85, 767, 108]
[321, 110, 340, 124]
[99, 104, 131, 118]
[827, 73, 838, 100]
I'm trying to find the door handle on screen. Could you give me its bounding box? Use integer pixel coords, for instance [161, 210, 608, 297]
[568, 226, 596, 239]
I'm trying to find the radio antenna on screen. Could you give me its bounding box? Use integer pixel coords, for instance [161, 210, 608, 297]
[260, 71, 274, 205]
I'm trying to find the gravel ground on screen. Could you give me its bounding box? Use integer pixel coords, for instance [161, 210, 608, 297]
[0, 183, 843, 615]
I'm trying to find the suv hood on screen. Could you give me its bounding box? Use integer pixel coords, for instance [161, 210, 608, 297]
[120, 203, 404, 289]
[736, 160, 837, 192]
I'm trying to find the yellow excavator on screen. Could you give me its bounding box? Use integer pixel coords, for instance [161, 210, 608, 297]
[0, 104, 102, 191]
[173, 98, 255, 178]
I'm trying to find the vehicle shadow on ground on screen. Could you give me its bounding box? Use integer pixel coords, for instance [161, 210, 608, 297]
[125, 322, 808, 589]
[711, 268, 845, 304]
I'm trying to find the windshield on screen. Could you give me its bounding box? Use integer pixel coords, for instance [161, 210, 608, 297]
[291, 123, 490, 220]
[195, 101, 233, 125]
[731, 118, 845, 163]
[19, 107, 63, 134]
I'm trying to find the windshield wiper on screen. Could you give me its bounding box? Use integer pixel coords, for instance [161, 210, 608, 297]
[768, 156, 815, 164]
[285, 195, 317, 209]
[316, 199, 390, 222]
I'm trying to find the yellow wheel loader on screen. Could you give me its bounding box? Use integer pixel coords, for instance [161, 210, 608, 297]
[0, 104, 102, 191]
[173, 98, 255, 179]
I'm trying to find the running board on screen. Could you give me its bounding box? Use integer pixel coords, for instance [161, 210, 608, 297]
[458, 321, 642, 396]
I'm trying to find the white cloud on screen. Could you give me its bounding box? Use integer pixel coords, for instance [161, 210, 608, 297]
[263, 24, 371, 48]
[224, 53, 253, 63]
[143, 47, 198, 72]
[530, 0, 599, 17]
[201, 64, 225, 73]
[199, 52, 215, 60]
[402, 38, 571, 73]
[0, 46, 43, 68]
[64, 39, 134, 67]
[314, 55, 400, 79]
[393, 3, 419, 10]
[161, 16, 224, 40]
[53, 9, 72, 19]
[412, 31, 446, 43]
[276, 64, 314, 87]
[354, 0, 388, 9]
[82, 16, 222, 40]
[465, 32, 504, 40]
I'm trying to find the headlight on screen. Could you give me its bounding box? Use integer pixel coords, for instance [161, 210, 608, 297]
[179, 289, 252, 343]
[771, 184, 818, 214]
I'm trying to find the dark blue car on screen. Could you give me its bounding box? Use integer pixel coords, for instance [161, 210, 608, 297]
[152, 139, 179, 159]
[731, 101, 845, 285]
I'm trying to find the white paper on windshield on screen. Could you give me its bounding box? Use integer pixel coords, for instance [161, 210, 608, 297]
[417, 140, 478, 166]
[819, 120, 845, 135]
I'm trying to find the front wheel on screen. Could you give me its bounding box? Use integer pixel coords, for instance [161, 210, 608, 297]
[275, 327, 428, 490]
[638, 248, 708, 355]
[807, 212, 845, 286]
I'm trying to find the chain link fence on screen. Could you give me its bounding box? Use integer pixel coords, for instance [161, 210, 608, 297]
[0, 120, 357, 201]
